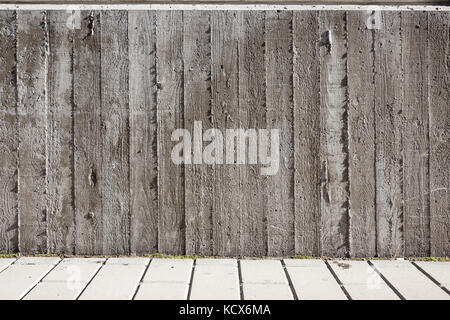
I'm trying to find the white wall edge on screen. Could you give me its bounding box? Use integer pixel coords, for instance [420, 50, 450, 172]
[0, 4, 449, 11]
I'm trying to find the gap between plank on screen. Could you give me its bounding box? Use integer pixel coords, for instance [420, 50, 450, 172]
[281, 259, 298, 300]
[237, 260, 244, 300]
[324, 260, 352, 300]
[186, 259, 196, 300]
[366, 260, 406, 300]
[411, 261, 450, 296]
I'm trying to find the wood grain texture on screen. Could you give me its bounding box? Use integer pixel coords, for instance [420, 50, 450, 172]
[428, 12, 449, 257]
[47, 11, 74, 254]
[238, 10, 267, 256]
[0, 11, 19, 253]
[156, 11, 185, 254]
[347, 11, 376, 258]
[292, 11, 321, 256]
[210, 11, 241, 256]
[100, 11, 130, 255]
[128, 11, 158, 255]
[17, 10, 49, 254]
[265, 10, 295, 256]
[402, 11, 430, 257]
[374, 11, 404, 257]
[318, 11, 350, 258]
[183, 11, 213, 256]
[73, 11, 102, 255]
[1, 9, 449, 257]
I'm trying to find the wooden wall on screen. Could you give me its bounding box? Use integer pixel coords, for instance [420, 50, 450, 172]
[0, 9, 448, 257]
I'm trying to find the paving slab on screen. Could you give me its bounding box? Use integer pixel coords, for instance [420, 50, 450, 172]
[328, 260, 399, 300]
[14, 257, 60, 265]
[243, 283, 293, 300]
[143, 259, 193, 283]
[413, 261, 450, 289]
[240, 260, 292, 300]
[0, 258, 15, 273]
[135, 282, 189, 300]
[240, 260, 287, 284]
[105, 257, 150, 265]
[78, 264, 146, 300]
[0, 263, 59, 299]
[284, 259, 347, 300]
[190, 263, 240, 300]
[41, 258, 105, 283]
[371, 260, 449, 300]
[23, 258, 105, 300]
[60, 258, 106, 264]
[23, 282, 85, 300]
[196, 259, 237, 266]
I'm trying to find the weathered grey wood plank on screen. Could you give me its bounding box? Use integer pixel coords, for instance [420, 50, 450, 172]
[128, 11, 158, 255]
[347, 11, 376, 258]
[238, 10, 267, 257]
[100, 11, 130, 255]
[265, 10, 295, 256]
[73, 11, 103, 255]
[428, 12, 449, 257]
[210, 11, 240, 256]
[0, 11, 18, 253]
[47, 11, 75, 254]
[183, 11, 213, 256]
[402, 12, 430, 257]
[374, 11, 404, 258]
[318, 11, 350, 257]
[156, 11, 185, 254]
[292, 11, 321, 256]
[17, 10, 49, 254]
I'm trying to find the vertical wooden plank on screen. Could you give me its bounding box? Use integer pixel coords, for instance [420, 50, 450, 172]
[183, 11, 213, 256]
[156, 11, 185, 254]
[100, 11, 130, 255]
[292, 11, 321, 256]
[238, 11, 267, 256]
[17, 10, 49, 254]
[347, 11, 376, 258]
[128, 11, 158, 255]
[210, 11, 240, 256]
[402, 12, 430, 257]
[265, 10, 295, 256]
[428, 12, 449, 257]
[73, 11, 102, 255]
[374, 12, 404, 257]
[47, 11, 74, 254]
[0, 11, 18, 253]
[318, 11, 350, 257]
